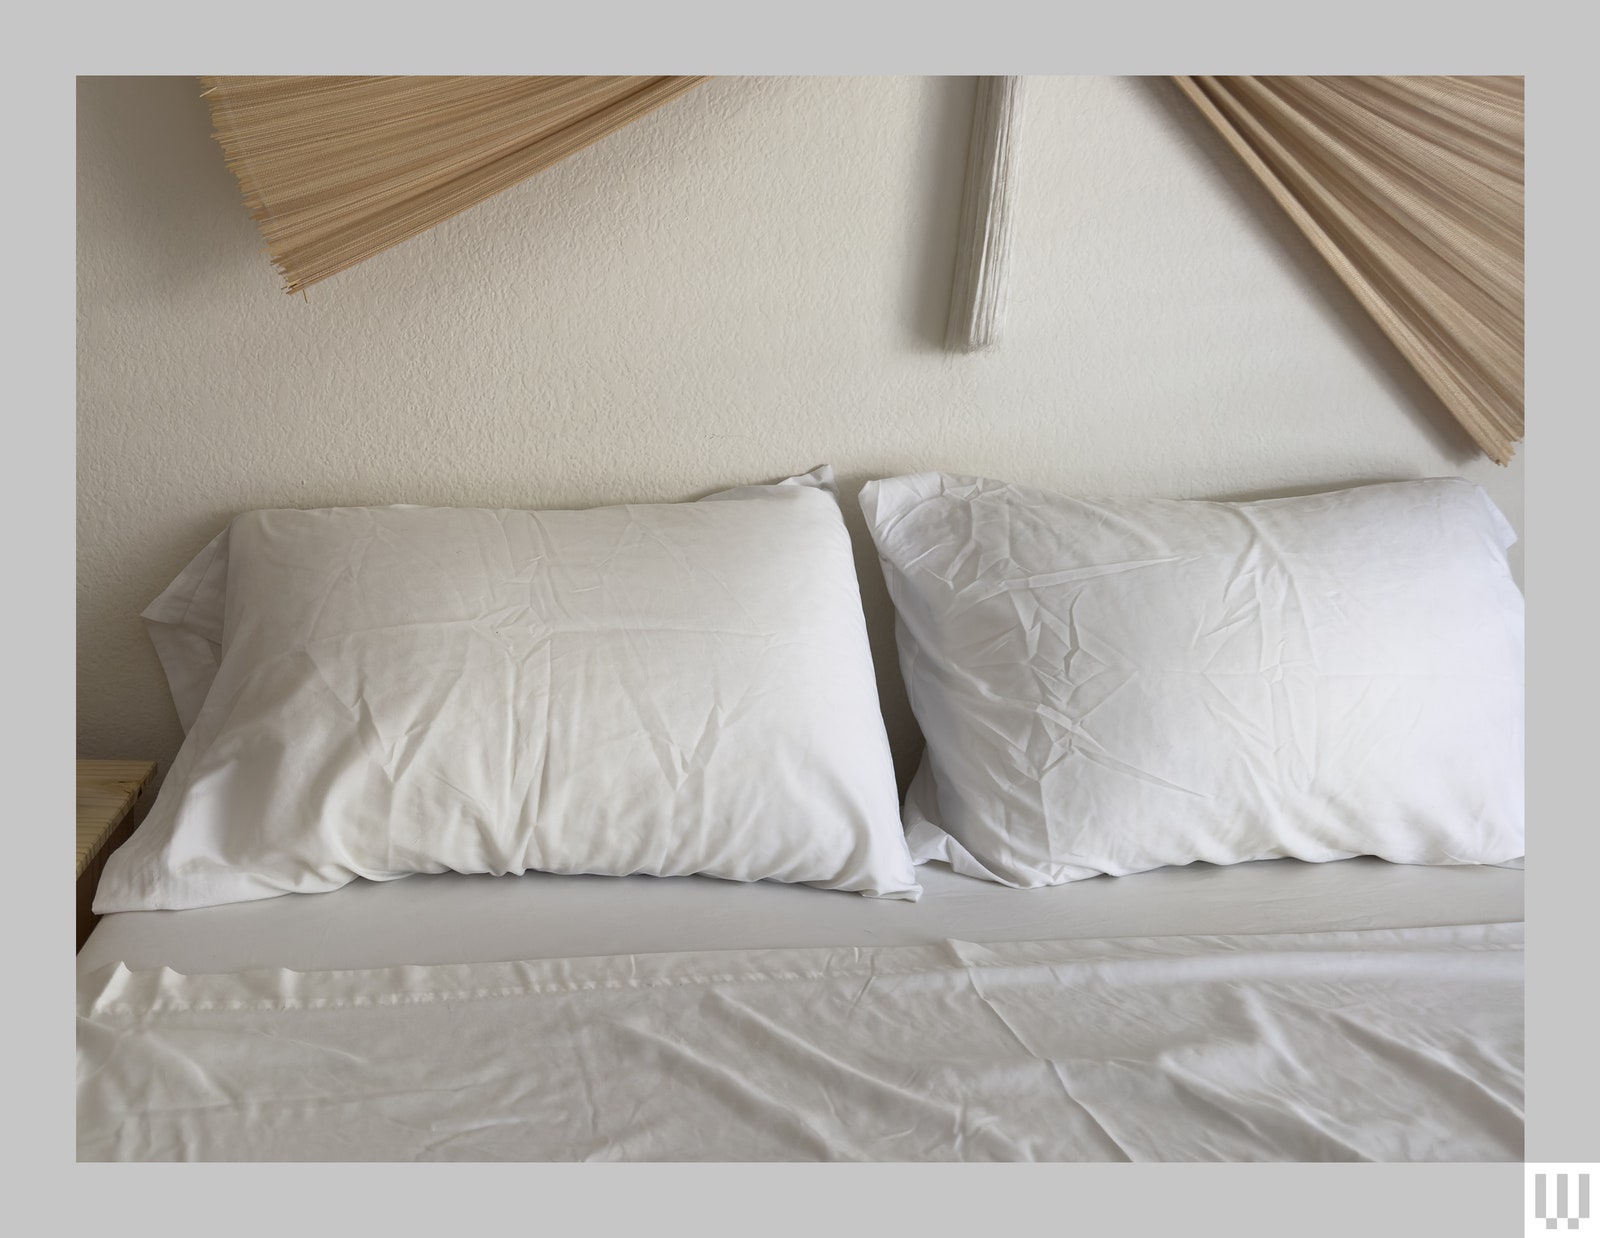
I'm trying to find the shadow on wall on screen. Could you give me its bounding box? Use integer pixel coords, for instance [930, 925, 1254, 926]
[1133, 77, 1489, 469]
[902, 75, 978, 352]
[76, 76, 264, 296]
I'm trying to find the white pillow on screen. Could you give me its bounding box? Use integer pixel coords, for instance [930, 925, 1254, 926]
[98, 468, 920, 910]
[861, 473, 1524, 887]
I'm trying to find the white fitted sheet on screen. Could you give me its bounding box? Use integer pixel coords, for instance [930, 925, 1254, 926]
[78, 855, 1523, 977]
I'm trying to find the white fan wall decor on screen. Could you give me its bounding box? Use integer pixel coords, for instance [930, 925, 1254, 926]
[946, 77, 1025, 352]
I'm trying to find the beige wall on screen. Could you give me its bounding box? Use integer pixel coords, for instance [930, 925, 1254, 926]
[77, 75, 1524, 787]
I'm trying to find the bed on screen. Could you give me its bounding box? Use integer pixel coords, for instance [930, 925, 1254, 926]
[77, 857, 1523, 1161]
[77, 469, 1524, 1162]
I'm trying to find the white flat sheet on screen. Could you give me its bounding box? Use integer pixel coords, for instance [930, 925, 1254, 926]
[78, 856, 1523, 975]
[77, 920, 1523, 1161]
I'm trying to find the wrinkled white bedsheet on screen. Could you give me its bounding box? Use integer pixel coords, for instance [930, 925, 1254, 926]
[78, 921, 1522, 1162]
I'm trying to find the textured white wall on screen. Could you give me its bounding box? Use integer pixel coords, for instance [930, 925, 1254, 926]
[77, 75, 1524, 788]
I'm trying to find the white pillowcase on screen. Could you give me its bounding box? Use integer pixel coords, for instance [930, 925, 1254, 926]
[861, 473, 1524, 887]
[98, 469, 920, 910]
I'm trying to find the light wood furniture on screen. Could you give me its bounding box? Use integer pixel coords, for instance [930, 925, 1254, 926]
[77, 760, 156, 951]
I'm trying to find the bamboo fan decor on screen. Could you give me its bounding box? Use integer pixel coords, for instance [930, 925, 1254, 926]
[946, 77, 1025, 351]
[201, 75, 708, 294]
[1173, 76, 1524, 465]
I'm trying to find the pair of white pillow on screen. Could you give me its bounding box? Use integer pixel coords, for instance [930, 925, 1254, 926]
[96, 468, 1524, 913]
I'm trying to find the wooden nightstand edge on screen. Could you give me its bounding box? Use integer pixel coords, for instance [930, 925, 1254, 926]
[76, 761, 157, 952]
[76, 761, 157, 878]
